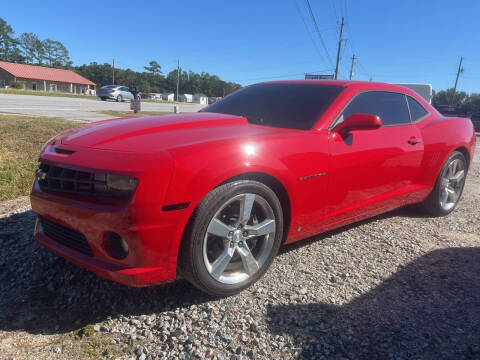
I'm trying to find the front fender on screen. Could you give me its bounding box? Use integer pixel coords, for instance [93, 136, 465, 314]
[164, 131, 330, 240]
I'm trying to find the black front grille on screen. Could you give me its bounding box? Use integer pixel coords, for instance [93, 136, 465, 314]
[37, 163, 109, 197]
[39, 216, 93, 256]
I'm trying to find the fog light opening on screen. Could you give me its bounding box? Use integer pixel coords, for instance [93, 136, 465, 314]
[107, 232, 129, 260]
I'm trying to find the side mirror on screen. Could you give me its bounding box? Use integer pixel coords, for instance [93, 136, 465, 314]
[333, 113, 382, 134]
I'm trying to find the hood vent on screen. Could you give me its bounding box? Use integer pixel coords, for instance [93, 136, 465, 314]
[54, 147, 75, 155]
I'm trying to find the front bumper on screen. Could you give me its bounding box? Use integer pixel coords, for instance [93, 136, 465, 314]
[30, 147, 194, 287]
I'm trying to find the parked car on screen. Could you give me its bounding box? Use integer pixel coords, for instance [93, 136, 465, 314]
[98, 85, 135, 102]
[31, 81, 476, 296]
[470, 112, 480, 132]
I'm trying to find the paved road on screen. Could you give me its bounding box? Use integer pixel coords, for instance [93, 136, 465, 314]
[0, 94, 204, 121]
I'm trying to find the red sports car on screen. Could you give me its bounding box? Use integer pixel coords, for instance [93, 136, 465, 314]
[30, 81, 476, 296]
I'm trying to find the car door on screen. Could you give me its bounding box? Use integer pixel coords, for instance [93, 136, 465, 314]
[323, 90, 424, 227]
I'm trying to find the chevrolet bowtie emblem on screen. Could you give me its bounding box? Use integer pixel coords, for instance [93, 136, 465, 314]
[35, 168, 47, 181]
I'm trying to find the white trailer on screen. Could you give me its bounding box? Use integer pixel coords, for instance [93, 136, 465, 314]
[394, 83, 433, 104]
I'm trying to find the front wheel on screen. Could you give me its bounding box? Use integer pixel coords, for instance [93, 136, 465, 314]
[420, 151, 467, 216]
[179, 180, 284, 296]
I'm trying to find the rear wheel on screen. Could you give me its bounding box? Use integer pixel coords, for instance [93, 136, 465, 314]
[100, 97, 107, 101]
[116, 95, 123, 102]
[420, 151, 467, 216]
[179, 180, 283, 296]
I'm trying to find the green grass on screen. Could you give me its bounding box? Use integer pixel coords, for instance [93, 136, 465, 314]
[0, 114, 80, 201]
[94, 110, 172, 118]
[0, 88, 96, 99]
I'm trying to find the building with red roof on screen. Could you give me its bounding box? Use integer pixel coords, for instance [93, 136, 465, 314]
[0, 61, 96, 95]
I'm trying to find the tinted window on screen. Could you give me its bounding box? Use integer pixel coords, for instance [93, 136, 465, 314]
[341, 91, 411, 126]
[407, 96, 428, 121]
[202, 84, 344, 130]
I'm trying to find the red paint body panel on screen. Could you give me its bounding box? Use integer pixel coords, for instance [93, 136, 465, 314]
[30, 80, 476, 286]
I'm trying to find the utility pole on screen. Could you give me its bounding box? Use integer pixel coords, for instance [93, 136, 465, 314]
[176, 60, 180, 103]
[451, 56, 464, 106]
[349, 54, 356, 80]
[334, 16, 345, 80]
[112, 58, 115, 85]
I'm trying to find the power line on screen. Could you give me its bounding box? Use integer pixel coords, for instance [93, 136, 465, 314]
[304, 0, 336, 70]
[328, 0, 339, 24]
[293, 0, 328, 67]
[232, 69, 331, 82]
[361, 58, 457, 66]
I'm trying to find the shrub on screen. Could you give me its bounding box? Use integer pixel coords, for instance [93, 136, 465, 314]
[11, 82, 22, 89]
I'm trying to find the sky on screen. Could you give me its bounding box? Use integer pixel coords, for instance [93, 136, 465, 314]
[2, 0, 480, 93]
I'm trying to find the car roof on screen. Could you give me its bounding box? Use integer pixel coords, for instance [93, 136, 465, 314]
[257, 79, 411, 92]
[255, 80, 428, 104]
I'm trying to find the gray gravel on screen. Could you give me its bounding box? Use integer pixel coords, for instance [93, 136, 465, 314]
[0, 142, 479, 359]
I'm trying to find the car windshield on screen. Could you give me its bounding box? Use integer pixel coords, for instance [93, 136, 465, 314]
[201, 83, 344, 130]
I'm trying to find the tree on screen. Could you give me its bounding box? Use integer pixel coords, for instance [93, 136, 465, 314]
[42, 39, 71, 68]
[140, 80, 151, 96]
[433, 88, 468, 109]
[19, 32, 44, 64]
[0, 17, 22, 62]
[144, 60, 162, 76]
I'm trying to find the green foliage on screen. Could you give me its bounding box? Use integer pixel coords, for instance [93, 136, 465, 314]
[0, 16, 241, 96]
[433, 88, 480, 114]
[10, 81, 22, 89]
[0, 17, 70, 67]
[76, 324, 95, 338]
[75, 62, 242, 97]
[0, 17, 23, 62]
[42, 38, 71, 67]
[19, 32, 44, 64]
[144, 60, 162, 75]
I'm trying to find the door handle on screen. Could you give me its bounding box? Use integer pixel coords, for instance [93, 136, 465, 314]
[408, 137, 421, 145]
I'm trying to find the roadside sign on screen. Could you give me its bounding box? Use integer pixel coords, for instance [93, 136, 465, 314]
[130, 99, 141, 112]
[305, 74, 334, 80]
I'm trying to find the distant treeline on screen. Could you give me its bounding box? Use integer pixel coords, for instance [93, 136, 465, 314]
[433, 89, 480, 115]
[0, 17, 242, 97]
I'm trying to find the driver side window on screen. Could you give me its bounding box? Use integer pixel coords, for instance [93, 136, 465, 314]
[341, 91, 411, 126]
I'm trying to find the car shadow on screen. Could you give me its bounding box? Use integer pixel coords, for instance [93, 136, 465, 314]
[0, 209, 213, 335]
[0, 205, 449, 338]
[268, 247, 480, 359]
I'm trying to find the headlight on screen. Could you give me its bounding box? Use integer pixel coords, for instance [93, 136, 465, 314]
[93, 174, 138, 199]
[106, 175, 138, 191]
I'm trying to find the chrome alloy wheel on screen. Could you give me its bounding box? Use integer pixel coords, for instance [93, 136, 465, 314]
[439, 158, 465, 211]
[203, 193, 276, 284]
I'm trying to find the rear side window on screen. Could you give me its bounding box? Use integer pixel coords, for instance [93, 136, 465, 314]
[407, 96, 428, 122]
[341, 91, 411, 126]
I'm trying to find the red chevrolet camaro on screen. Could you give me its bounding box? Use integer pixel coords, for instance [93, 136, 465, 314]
[30, 80, 476, 296]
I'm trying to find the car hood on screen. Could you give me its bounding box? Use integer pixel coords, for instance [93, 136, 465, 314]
[59, 112, 282, 153]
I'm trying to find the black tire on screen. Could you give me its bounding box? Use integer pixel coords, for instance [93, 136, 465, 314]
[420, 151, 467, 216]
[179, 180, 284, 296]
[116, 95, 123, 102]
[100, 97, 107, 101]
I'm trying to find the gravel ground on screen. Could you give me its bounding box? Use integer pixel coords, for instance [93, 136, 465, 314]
[0, 142, 479, 360]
